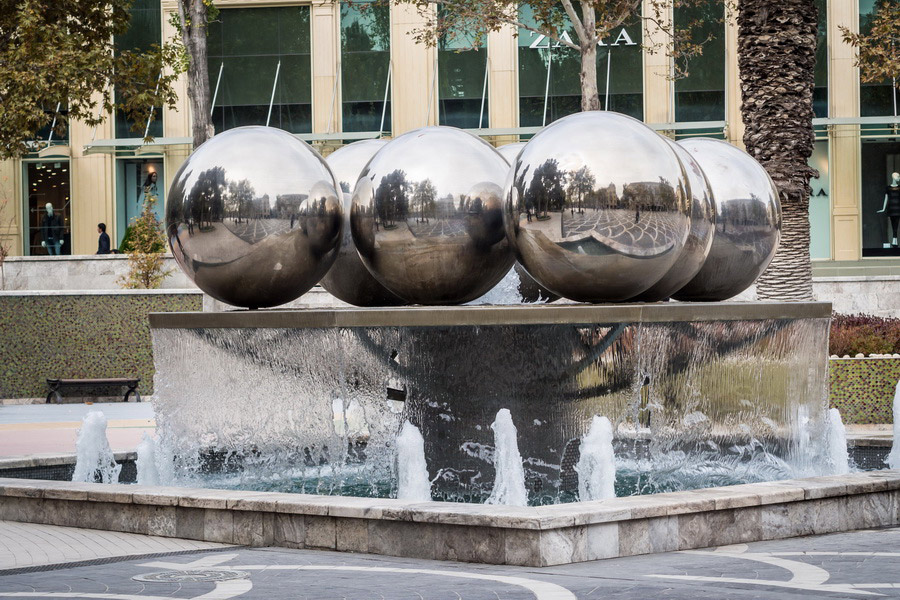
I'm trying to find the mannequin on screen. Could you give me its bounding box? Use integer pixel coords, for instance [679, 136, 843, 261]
[40, 202, 64, 255]
[878, 172, 900, 247]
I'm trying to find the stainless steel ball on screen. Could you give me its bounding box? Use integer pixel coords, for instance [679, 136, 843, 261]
[166, 126, 342, 309]
[504, 111, 692, 303]
[497, 142, 527, 164]
[350, 126, 514, 305]
[672, 138, 781, 301]
[320, 140, 405, 306]
[631, 136, 716, 301]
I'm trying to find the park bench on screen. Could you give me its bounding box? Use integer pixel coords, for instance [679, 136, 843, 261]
[46, 378, 141, 404]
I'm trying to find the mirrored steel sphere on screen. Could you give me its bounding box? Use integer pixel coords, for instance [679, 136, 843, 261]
[672, 138, 781, 301]
[320, 140, 405, 306]
[166, 126, 342, 309]
[504, 112, 692, 303]
[497, 142, 527, 164]
[631, 136, 716, 301]
[350, 126, 514, 305]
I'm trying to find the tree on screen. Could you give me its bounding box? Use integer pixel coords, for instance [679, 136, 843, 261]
[739, 0, 818, 301]
[0, 0, 183, 159]
[841, 1, 900, 108]
[172, 0, 217, 148]
[378, 0, 712, 110]
[119, 190, 172, 289]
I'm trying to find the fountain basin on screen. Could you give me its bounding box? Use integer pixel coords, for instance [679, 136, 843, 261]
[0, 471, 898, 566]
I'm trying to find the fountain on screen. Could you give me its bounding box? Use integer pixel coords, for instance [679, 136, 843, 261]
[396, 421, 431, 502]
[575, 416, 616, 501]
[484, 409, 528, 506]
[72, 411, 121, 484]
[888, 379, 900, 469]
[135, 432, 161, 486]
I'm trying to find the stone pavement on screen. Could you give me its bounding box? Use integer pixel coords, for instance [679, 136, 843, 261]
[2, 521, 900, 598]
[0, 403, 155, 458]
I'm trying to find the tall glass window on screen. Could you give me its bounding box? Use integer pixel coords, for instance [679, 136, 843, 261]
[114, 0, 163, 139]
[518, 7, 642, 127]
[673, 2, 725, 122]
[208, 7, 312, 133]
[813, 0, 827, 118]
[24, 162, 71, 256]
[859, 0, 896, 117]
[438, 30, 488, 128]
[861, 140, 900, 257]
[341, 2, 391, 133]
[808, 140, 830, 259]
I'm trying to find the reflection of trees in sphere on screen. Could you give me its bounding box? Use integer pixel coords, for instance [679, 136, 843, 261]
[350, 126, 513, 305]
[165, 126, 342, 309]
[503, 112, 692, 303]
[630, 136, 717, 301]
[320, 140, 405, 306]
[672, 138, 781, 302]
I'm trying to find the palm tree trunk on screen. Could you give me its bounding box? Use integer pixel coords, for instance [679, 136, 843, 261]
[738, 0, 818, 301]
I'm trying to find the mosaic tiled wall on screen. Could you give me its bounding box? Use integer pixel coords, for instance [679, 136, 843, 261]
[0, 293, 201, 399]
[830, 358, 900, 424]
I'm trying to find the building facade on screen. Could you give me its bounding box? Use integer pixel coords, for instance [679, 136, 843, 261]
[0, 0, 897, 279]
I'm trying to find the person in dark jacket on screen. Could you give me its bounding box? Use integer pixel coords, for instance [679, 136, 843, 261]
[96, 223, 111, 255]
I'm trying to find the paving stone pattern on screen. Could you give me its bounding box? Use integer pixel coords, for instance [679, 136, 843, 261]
[3, 522, 900, 598]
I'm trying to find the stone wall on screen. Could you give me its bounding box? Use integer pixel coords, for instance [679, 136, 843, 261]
[830, 357, 900, 424]
[1, 255, 194, 291]
[0, 290, 202, 400]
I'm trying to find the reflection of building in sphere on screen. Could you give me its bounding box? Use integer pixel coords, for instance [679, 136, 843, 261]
[504, 112, 692, 303]
[350, 126, 513, 305]
[165, 126, 342, 309]
[320, 140, 405, 306]
[673, 138, 780, 302]
[631, 135, 716, 302]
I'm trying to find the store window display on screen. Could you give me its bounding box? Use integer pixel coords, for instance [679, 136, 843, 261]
[116, 159, 164, 247]
[861, 141, 900, 257]
[25, 162, 70, 256]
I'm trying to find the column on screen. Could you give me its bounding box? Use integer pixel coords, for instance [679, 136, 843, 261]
[0, 159, 23, 257]
[391, 4, 436, 135]
[488, 23, 519, 144]
[311, 0, 341, 135]
[642, 0, 673, 126]
[724, 5, 744, 147]
[162, 0, 191, 204]
[829, 0, 861, 262]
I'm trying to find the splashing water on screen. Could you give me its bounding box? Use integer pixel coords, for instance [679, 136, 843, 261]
[825, 408, 850, 475]
[396, 421, 431, 501]
[136, 432, 160, 486]
[888, 379, 900, 469]
[576, 416, 616, 501]
[485, 409, 528, 506]
[72, 411, 121, 484]
[467, 268, 523, 305]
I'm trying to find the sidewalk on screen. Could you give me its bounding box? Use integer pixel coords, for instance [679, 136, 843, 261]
[0, 402, 155, 458]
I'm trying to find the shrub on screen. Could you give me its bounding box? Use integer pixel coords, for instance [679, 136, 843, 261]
[830, 313, 900, 356]
[118, 193, 172, 289]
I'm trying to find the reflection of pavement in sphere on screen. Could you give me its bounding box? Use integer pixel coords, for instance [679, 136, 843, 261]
[223, 218, 294, 244]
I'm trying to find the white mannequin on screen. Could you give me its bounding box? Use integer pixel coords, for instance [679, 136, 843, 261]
[878, 172, 900, 247]
[40, 202, 64, 254]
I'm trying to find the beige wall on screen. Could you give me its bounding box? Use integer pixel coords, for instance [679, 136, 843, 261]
[0, 0, 883, 267]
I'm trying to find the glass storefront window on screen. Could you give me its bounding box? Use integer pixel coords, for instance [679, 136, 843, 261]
[208, 7, 312, 134]
[813, 0, 827, 118]
[342, 2, 391, 133]
[24, 162, 71, 256]
[116, 159, 164, 248]
[439, 29, 488, 128]
[673, 2, 725, 122]
[518, 7, 642, 127]
[861, 139, 900, 257]
[859, 0, 897, 117]
[114, 0, 163, 139]
[808, 140, 830, 259]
